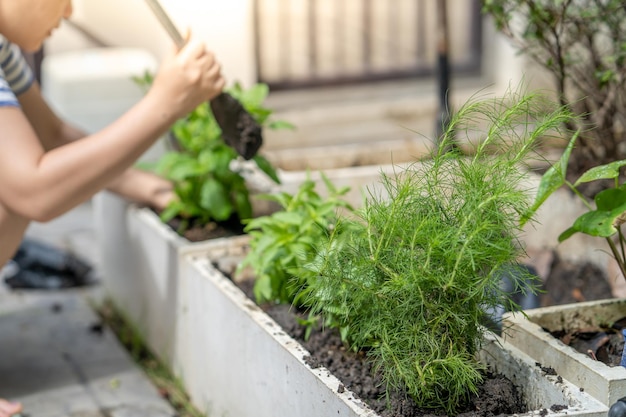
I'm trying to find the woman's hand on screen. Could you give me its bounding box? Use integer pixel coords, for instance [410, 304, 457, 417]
[149, 38, 226, 120]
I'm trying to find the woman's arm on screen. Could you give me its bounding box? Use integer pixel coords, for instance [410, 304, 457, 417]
[18, 82, 175, 211]
[0, 39, 223, 222]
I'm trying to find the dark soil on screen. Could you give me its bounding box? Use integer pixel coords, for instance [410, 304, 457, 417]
[550, 317, 626, 367]
[543, 258, 625, 367]
[165, 215, 245, 242]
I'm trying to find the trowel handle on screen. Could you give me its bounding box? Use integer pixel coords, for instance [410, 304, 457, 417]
[144, 0, 186, 48]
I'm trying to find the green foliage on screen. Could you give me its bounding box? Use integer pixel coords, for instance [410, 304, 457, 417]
[482, 0, 626, 187]
[239, 173, 354, 305]
[136, 75, 294, 232]
[301, 90, 573, 414]
[523, 132, 626, 281]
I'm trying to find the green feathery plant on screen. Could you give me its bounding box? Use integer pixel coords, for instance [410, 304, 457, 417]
[300, 89, 574, 413]
[238, 172, 354, 306]
[134, 73, 293, 233]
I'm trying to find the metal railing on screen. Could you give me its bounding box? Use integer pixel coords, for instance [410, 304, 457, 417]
[254, 0, 483, 90]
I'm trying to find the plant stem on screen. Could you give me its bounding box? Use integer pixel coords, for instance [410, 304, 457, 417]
[606, 236, 626, 281]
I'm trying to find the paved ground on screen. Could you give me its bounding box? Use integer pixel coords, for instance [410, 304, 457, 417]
[0, 200, 176, 417]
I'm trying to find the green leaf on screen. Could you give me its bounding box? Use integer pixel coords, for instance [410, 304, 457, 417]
[559, 187, 626, 241]
[239, 83, 269, 107]
[596, 186, 626, 210]
[198, 148, 218, 172]
[557, 226, 577, 242]
[168, 158, 204, 180]
[234, 189, 253, 221]
[212, 146, 236, 174]
[271, 211, 304, 225]
[268, 120, 297, 131]
[253, 274, 273, 303]
[153, 152, 186, 175]
[253, 155, 281, 184]
[559, 210, 618, 240]
[247, 234, 276, 258]
[200, 178, 233, 221]
[244, 216, 274, 231]
[174, 180, 194, 200]
[159, 201, 183, 223]
[574, 160, 626, 186]
[521, 130, 579, 225]
[259, 192, 292, 208]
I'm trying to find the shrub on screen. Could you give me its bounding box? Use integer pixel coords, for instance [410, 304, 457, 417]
[483, 0, 626, 195]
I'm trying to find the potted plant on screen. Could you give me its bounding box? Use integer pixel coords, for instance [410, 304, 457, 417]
[482, 0, 626, 298]
[237, 171, 355, 306]
[169, 90, 608, 416]
[481, 0, 626, 294]
[296, 89, 572, 413]
[148, 81, 290, 239]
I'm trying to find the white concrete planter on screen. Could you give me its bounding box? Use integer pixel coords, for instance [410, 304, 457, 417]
[172, 249, 608, 417]
[503, 298, 626, 407]
[93, 191, 253, 367]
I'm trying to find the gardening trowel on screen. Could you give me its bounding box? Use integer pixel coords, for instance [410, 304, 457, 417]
[144, 0, 263, 160]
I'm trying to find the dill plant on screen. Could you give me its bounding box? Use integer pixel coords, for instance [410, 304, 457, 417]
[302, 90, 574, 413]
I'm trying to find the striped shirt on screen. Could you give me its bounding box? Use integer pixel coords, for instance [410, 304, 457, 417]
[0, 35, 34, 107]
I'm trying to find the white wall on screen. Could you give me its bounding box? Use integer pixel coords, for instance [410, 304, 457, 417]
[46, 0, 257, 87]
[45, 1, 537, 97]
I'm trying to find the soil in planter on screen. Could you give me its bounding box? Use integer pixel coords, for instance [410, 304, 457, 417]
[549, 317, 626, 367]
[217, 242, 612, 413]
[163, 213, 245, 242]
[531, 252, 625, 368]
[266, 303, 530, 417]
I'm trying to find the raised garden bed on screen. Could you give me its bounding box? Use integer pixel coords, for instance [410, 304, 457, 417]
[169, 243, 608, 417]
[503, 298, 626, 407]
[93, 192, 254, 367]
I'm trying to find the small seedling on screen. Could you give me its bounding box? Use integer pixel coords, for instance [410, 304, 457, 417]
[238, 172, 354, 306]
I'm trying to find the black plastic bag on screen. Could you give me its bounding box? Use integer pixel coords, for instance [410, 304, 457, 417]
[3, 238, 94, 289]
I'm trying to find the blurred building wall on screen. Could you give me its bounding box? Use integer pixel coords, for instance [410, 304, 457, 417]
[45, 0, 257, 87]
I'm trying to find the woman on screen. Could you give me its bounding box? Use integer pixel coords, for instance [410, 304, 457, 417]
[0, 1, 225, 414]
